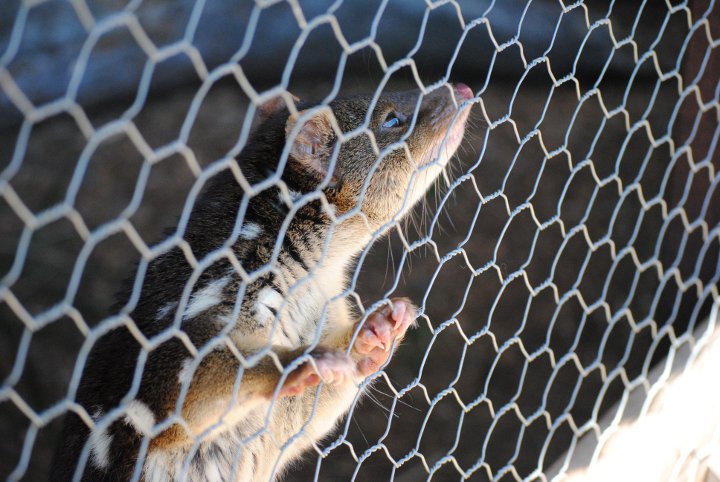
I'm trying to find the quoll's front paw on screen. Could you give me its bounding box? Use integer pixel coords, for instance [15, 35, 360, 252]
[354, 298, 416, 377]
[277, 351, 357, 398]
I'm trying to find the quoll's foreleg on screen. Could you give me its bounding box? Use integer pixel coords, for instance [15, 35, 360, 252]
[126, 297, 417, 449]
[273, 298, 417, 396]
[146, 344, 319, 448]
[276, 350, 357, 397]
[56, 340, 310, 478]
[261, 300, 419, 466]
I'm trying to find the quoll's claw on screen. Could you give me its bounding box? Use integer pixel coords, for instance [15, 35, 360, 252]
[354, 298, 416, 377]
[277, 351, 357, 398]
[390, 298, 415, 337]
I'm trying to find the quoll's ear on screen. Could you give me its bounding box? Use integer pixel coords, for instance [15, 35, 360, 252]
[258, 93, 300, 118]
[285, 108, 337, 182]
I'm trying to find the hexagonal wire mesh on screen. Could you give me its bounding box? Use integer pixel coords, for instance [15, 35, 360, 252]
[1, 0, 719, 481]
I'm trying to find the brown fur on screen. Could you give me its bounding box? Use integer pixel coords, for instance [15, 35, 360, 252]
[51, 83, 473, 482]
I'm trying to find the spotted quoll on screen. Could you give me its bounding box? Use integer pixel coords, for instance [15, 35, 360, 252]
[52, 83, 473, 481]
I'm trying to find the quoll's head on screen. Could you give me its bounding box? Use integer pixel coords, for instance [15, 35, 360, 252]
[271, 83, 473, 228]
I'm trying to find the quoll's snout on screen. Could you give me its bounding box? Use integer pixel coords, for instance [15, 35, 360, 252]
[454, 82, 474, 101]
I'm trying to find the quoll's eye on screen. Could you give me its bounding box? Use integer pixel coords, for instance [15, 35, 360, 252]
[382, 111, 405, 129]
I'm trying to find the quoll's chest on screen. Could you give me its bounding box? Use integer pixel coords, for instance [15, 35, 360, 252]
[229, 261, 350, 350]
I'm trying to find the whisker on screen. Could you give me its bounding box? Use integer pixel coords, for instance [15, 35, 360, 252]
[352, 415, 371, 447]
[362, 388, 398, 418]
[368, 385, 422, 412]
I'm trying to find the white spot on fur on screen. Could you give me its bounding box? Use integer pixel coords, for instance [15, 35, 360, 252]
[157, 302, 177, 321]
[142, 443, 236, 482]
[143, 451, 172, 482]
[124, 400, 156, 436]
[254, 287, 283, 326]
[88, 429, 112, 470]
[323, 202, 336, 217]
[288, 189, 303, 201]
[203, 462, 224, 482]
[217, 313, 235, 326]
[183, 277, 230, 320]
[88, 412, 112, 470]
[178, 358, 194, 387]
[239, 222, 262, 240]
[258, 286, 283, 311]
[254, 303, 275, 326]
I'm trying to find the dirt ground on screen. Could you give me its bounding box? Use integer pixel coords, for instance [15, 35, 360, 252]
[1, 49, 717, 482]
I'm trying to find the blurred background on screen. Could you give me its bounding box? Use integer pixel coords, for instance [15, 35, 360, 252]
[1, 0, 719, 480]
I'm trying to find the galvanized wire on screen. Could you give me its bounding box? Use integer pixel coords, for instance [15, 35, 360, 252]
[1, 0, 719, 481]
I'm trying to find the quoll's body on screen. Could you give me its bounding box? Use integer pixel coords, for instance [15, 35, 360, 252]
[52, 83, 473, 481]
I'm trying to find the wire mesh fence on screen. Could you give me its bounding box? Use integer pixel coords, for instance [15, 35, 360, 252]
[1, 0, 719, 481]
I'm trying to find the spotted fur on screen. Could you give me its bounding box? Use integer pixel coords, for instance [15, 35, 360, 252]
[52, 84, 472, 481]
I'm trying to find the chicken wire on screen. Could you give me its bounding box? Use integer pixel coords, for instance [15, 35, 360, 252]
[1, 0, 719, 481]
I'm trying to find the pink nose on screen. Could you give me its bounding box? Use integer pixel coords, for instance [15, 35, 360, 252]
[454, 82, 474, 100]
